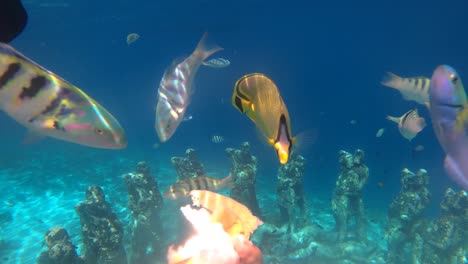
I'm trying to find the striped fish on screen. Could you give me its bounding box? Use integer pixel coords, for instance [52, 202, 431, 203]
[387, 109, 426, 141]
[155, 33, 223, 142]
[202, 57, 230, 68]
[211, 135, 224, 143]
[189, 190, 263, 239]
[382, 72, 430, 105]
[163, 174, 232, 200]
[0, 43, 127, 148]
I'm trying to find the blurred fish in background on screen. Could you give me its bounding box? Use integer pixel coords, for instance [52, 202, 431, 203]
[202, 57, 230, 68]
[126, 33, 140, 46]
[211, 135, 224, 143]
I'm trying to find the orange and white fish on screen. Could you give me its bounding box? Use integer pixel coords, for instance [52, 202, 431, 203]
[163, 174, 232, 200]
[167, 192, 263, 264]
[155, 33, 223, 142]
[0, 43, 127, 149]
[382, 72, 431, 105]
[189, 190, 263, 239]
[387, 109, 426, 141]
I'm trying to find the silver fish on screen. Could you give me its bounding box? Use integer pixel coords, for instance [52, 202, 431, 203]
[202, 58, 230, 68]
[0, 43, 127, 149]
[182, 115, 193, 122]
[382, 72, 430, 105]
[429, 65, 468, 190]
[155, 33, 223, 142]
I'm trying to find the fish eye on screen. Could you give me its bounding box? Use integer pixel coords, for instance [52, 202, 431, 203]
[94, 128, 104, 135]
[449, 73, 459, 84]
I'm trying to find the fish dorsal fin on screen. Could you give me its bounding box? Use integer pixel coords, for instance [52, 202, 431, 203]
[406, 109, 419, 120]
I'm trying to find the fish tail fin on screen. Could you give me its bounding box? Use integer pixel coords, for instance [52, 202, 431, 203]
[381, 72, 402, 88]
[386, 115, 400, 123]
[418, 117, 427, 128]
[220, 174, 233, 189]
[194, 32, 223, 61]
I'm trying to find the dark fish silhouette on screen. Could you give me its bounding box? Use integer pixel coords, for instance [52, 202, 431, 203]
[0, 0, 27, 43]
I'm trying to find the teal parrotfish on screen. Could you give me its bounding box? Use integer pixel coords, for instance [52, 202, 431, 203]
[428, 65, 468, 190]
[0, 43, 127, 149]
[155, 33, 223, 142]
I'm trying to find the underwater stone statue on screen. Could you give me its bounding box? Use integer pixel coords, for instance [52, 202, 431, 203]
[225, 142, 261, 216]
[276, 154, 306, 232]
[421, 188, 468, 264]
[76, 185, 127, 264]
[37, 226, 83, 264]
[385, 168, 430, 264]
[170, 148, 205, 180]
[331, 149, 369, 242]
[123, 161, 164, 264]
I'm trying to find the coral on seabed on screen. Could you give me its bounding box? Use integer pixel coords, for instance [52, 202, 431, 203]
[37, 226, 83, 264]
[171, 148, 205, 180]
[76, 185, 127, 264]
[167, 190, 263, 264]
[123, 161, 164, 264]
[331, 149, 369, 241]
[276, 154, 306, 232]
[385, 168, 430, 264]
[226, 142, 261, 216]
[252, 222, 384, 264]
[421, 188, 468, 264]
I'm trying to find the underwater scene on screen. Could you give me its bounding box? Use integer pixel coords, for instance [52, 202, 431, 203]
[1, 0, 468, 263]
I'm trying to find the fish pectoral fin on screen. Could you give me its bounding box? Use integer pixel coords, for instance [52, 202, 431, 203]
[455, 104, 468, 133]
[424, 102, 430, 109]
[22, 130, 45, 145]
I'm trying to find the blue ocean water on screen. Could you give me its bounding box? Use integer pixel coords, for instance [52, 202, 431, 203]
[1, 0, 468, 263]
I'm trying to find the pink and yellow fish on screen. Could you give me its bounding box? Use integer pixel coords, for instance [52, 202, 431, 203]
[429, 65, 468, 190]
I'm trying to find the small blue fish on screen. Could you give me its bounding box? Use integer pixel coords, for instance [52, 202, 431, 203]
[211, 135, 224, 143]
[429, 65, 468, 190]
[202, 58, 230, 68]
[155, 33, 223, 142]
[182, 115, 193, 122]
